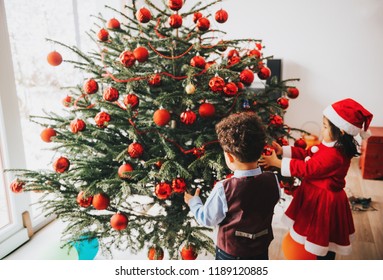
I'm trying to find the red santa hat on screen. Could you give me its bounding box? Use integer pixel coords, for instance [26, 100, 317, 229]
[323, 98, 373, 136]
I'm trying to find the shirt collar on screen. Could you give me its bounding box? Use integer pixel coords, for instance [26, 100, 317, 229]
[233, 167, 262, 178]
[322, 140, 336, 147]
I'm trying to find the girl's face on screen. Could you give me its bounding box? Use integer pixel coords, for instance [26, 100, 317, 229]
[322, 116, 334, 143]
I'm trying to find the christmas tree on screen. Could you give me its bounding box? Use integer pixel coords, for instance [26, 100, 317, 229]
[9, 0, 302, 259]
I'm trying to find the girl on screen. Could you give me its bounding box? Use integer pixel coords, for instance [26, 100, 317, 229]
[260, 98, 373, 259]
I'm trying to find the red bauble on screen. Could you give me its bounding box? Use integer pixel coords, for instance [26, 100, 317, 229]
[155, 182, 172, 200]
[205, 61, 216, 70]
[215, 9, 228, 23]
[103, 87, 119, 102]
[181, 244, 198, 260]
[76, 191, 93, 208]
[217, 40, 227, 52]
[199, 103, 215, 118]
[128, 142, 144, 158]
[107, 18, 120, 29]
[277, 97, 289, 109]
[172, 178, 187, 193]
[118, 163, 134, 179]
[136, 7, 151, 23]
[236, 82, 245, 91]
[180, 110, 197, 125]
[119, 50, 136, 67]
[287, 87, 299, 99]
[70, 119, 86, 133]
[83, 79, 99, 94]
[169, 14, 182, 28]
[227, 49, 240, 59]
[269, 114, 284, 127]
[209, 76, 225, 92]
[193, 12, 202, 23]
[53, 156, 70, 173]
[133, 46, 149, 63]
[239, 69, 255, 86]
[228, 56, 241, 66]
[258, 66, 271, 80]
[10, 179, 24, 193]
[62, 95, 73, 107]
[94, 112, 111, 128]
[277, 137, 289, 147]
[190, 56, 206, 69]
[110, 212, 129, 230]
[123, 93, 139, 109]
[92, 193, 110, 210]
[148, 73, 161, 86]
[223, 82, 238, 96]
[97, 28, 109, 41]
[168, 0, 183, 11]
[47, 51, 62, 66]
[248, 48, 262, 59]
[262, 144, 274, 156]
[40, 127, 56, 143]
[153, 109, 171, 126]
[148, 246, 164, 260]
[294, 138, 307, 149]
[196, 17, 210, 31]
[282, 232, 316, 260]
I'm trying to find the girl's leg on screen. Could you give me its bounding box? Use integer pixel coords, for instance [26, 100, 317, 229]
[317, 251, 336, 260]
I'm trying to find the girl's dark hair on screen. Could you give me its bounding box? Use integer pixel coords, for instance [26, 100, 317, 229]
[328, 120, 360, 158]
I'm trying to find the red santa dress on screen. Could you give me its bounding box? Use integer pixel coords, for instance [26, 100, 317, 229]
[280, 141, 355, 256]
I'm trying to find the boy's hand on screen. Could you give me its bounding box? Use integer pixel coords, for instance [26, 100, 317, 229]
[259, 150, 282, 169]
[184, 188, 200, 205]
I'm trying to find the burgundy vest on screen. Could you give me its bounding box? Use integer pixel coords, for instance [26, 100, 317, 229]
[217, 172, 280, 257]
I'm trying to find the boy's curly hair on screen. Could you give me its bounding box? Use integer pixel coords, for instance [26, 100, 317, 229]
[215, 112, 266, 163]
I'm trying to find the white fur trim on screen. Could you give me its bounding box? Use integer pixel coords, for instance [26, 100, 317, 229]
[281, 158, 292, 177]
[323, 105, 360, 136]
[282, 146, 292, 158]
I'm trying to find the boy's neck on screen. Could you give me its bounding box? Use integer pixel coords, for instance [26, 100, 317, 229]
[231, 161, 259, 171]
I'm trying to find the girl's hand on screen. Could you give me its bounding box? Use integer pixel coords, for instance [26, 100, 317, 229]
[272, 141, 283, 156]
[259, 150, 282, 169]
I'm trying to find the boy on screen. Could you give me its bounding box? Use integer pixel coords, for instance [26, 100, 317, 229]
[184, 112, 280, 260]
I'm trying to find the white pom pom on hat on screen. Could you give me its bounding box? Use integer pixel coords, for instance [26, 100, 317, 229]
[323, 98, 373, 136]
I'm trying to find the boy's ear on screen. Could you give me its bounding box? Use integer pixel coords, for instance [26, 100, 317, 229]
[225, 152, 235, 163]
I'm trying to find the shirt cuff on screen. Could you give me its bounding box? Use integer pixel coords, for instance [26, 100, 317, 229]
[281, 158, 292, 177]
[189, 196, 203, 212]
[282, 146, 292, 158]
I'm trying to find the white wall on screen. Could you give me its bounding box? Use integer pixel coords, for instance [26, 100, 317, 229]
[220, 0, 383, 135]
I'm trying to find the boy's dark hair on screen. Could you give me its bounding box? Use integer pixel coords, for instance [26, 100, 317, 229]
[215, 112, 266, 163]
[328, 120, 360, 158]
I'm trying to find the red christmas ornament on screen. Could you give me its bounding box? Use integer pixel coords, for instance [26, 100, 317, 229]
[107, 18, 120, 29]
[180, 110, 197, 125]
[294, 138, 307, 149]
[199, 102, 215, 118]
[287, 87, 299, 99]
[209, 76, 225, 92]
[168, 0, 183, 11]
[197, 17, 210, 31]
[119, 50, 136, 67]
[53, 156, 70, 173]
[205, 61, 216, 70]
[118, 163, 134, 179]
[236, 82, 245, 91]
[193, 12, 202, 23]
[83, 79, 99, 94]
[136, 7, 151, 23]
[92, 193, 110, 210]
[94, 111, 111, 128]
[62, 95, 73, 107]
[217, 40, 227, 52]
[262, 144, 274, 156]
[103, 87, 119, 102]
[256, 42, 263, 50]
[215, 9, 228, 23]
[70, 119, 86, 134]
[133, 46, 149, 63]
[155, 182, 172, 200]
[258, 66, 271, 80]
[172, 178, 187, 193]
[97, 28, 109, 42]
[76, 191, 93, 208]
[169, 14, 183, 28]
[190, 56, 206, 69]
[128, 142, 144, 158]
[148, 73, 161, 86]
[110, 212, 129, 230]
[148, 246, 164, 260]
[223, 82, 238, 96]
[228, 56, 241, 66]
[10, 178, 24, 193]
[248, 48, 261, 59]
[47, 51, 62, 66]
[239, 69, 255, 86]
[227, 49, 240, 59]
[277, 97, 289, 109]
[181, 244, 198, 260]
[277, 137, 289, 146]
[153, 109, 171, 126]
[123, 93, 139, 109]
[40, 127, 56, 143]
[269, 114, 284, 127]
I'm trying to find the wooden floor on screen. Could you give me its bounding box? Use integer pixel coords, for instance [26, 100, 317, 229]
[269, 157, 383, 260]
